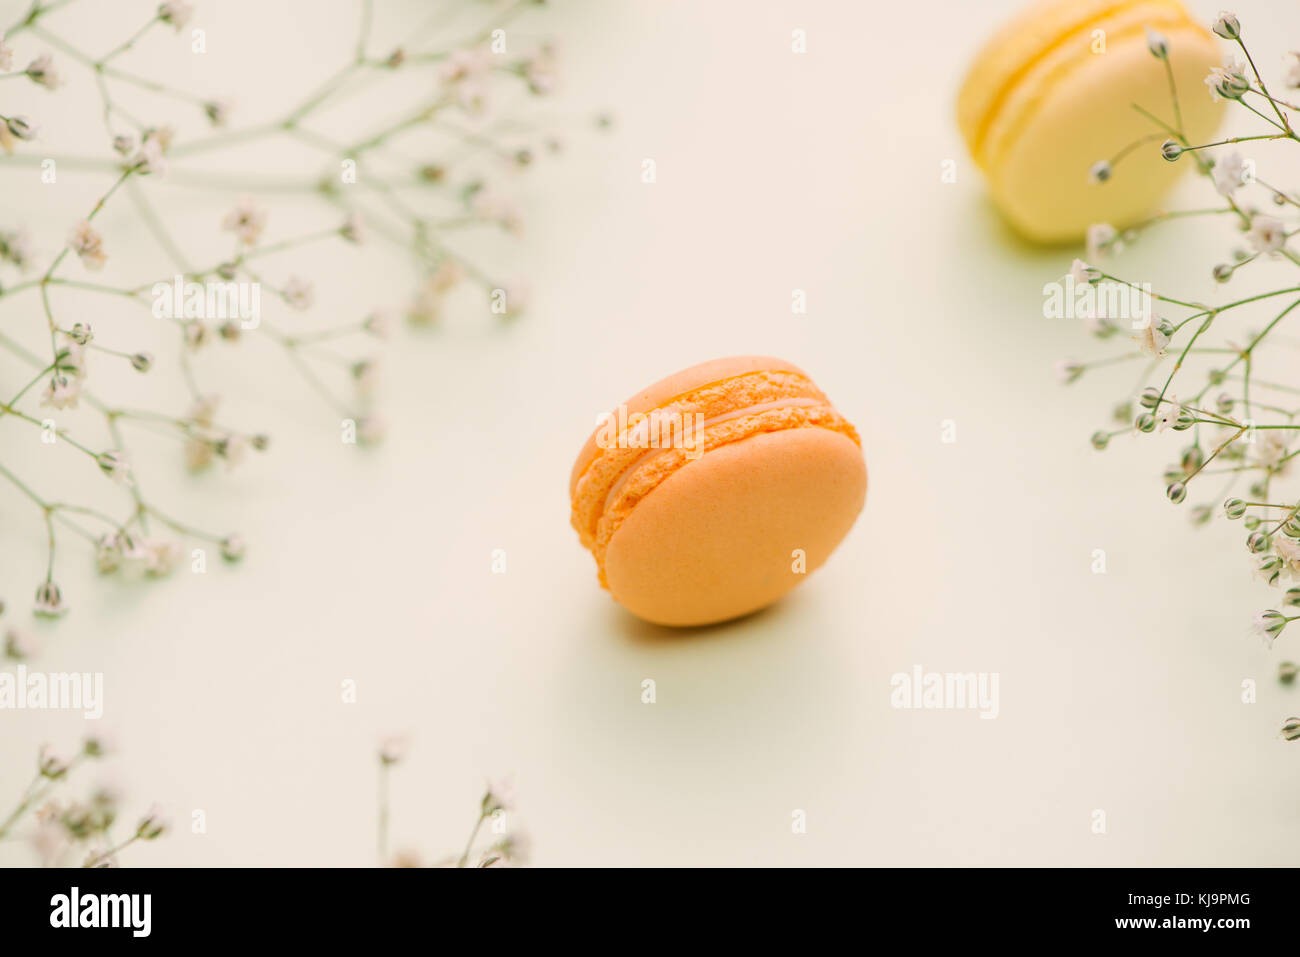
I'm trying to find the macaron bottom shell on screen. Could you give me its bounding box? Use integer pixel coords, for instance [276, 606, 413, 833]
[602, 426, 867, 628]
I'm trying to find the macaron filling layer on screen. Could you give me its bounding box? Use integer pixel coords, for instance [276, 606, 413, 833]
[571, 369, 829, 547]
[599, 397, 828, 513]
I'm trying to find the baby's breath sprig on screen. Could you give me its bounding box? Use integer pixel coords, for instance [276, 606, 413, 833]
[1059, 12, 1300, 695]
[376, 737, 525, 868]
[0, 0, 588, 634]
[0, 737, 166, 867]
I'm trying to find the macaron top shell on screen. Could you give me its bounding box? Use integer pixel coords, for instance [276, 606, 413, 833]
[957, 0, 1225, 242]
[570, 356, 867, 627]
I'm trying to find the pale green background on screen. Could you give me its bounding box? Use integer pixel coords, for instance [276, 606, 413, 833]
[1, 0, 1298, 866]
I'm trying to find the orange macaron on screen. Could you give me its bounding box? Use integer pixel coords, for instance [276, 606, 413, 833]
[569, 356, 867, 627]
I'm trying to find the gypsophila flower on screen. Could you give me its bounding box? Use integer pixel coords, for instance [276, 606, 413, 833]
[282, 276, 313, 310]
[1086, 223, 1118, 262]
[523, 44, 557, 95]
[356, 415, 385, 446]
[351, 359, 379, 396]
[135, 805, 167, 839]
[0, 31, 12, 71]
[1145, 27, 1168, 59]
[1253, 610, 1288, 648]
[1285, 52, 1300, 89]
[33, 581, 67, 618]
[69, 322, 93, 345]
[95, 533, 127, 574]
[440, 48, 488, 86]
[1211, 151, 1247, 196]
[4, 628, 36, 660]
[219, 535, 245, 562]
[40, 374, 80, 410]
[96, 451, 134, 486]
[378, 735, 408, 766]
[481, 776, 514, 815]
[1055, 359, 1083, 384]
[25, 53, 61, 89]
[363, 309, 395, 339]
[5, 116, 36, 142]
[183, 322, 210, 351]
[1275, 536, 1300, 576]
[1206, 58, 1250, 101]
[1068, 258, 1099, 285]
[38, 745, 69, 779]
[1154, 395, 1180, 432]
[133, 137, 166, 176]
[222, 196, 267, 245]
[1131, 322, 1169, 359]
[0, 228, 32, 268]
[471, 190, 522, 234]
[340, 211, 365, 244]
[112, 134, 135, 156]
[1247, 214, 1286, 254]
[1212, 12, 1241, 40]
[130, 352, 153, 372]
[158, 1, 193, 31]
[202, 99, 231, 127]
[68, 220, 106, 270]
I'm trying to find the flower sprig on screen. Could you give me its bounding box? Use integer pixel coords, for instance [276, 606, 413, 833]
[377, 736, 525, 868]
[1060, 12, 1300, 693]
[0, 0, 583, 634]
[0, 736, 167, 867]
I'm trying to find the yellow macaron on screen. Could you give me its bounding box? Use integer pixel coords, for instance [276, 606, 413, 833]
[957, 0, 1226, 243]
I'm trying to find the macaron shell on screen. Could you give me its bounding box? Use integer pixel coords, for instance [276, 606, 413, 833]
[987, 22, 1223, 241]
[602, 427, 867, 627]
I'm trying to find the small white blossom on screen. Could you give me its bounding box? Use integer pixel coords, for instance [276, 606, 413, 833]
[40, 374, 80, 410]
[33, 582, 67, 618]
[378, 735, 408, 765]
[1086, 223, 1118, 262]
[282, 276, 313, 311]
[158, 1, 193, 31]
[1154, 395, 1180, 432]
[25, 53, 61, 89]
[1132, 323, 1169, 359]
[363, 309, 395, 340]
[1068, 258, 1098, 285]
[38, 744, 69, 777]
[1252, 610, 1287, 649]
[340, 211, 365, 244]
[1054, 359, 1083, 384]
[133, 136, 166, 176]
[139, 539, 182, 577]
[203, 100, 231, 127]
[96, 450, 134, 486]
[1285, 52, 1300, 89]
[1205, 58, 1249, 101]
[1211, 151, 1247, 196]
[68, 220, 106, 270]
[1247, 214, 1286, 254]
[1275, 537, 1300, 576]
[222, 196, 266, 245]
[439, 48, 488, 85]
